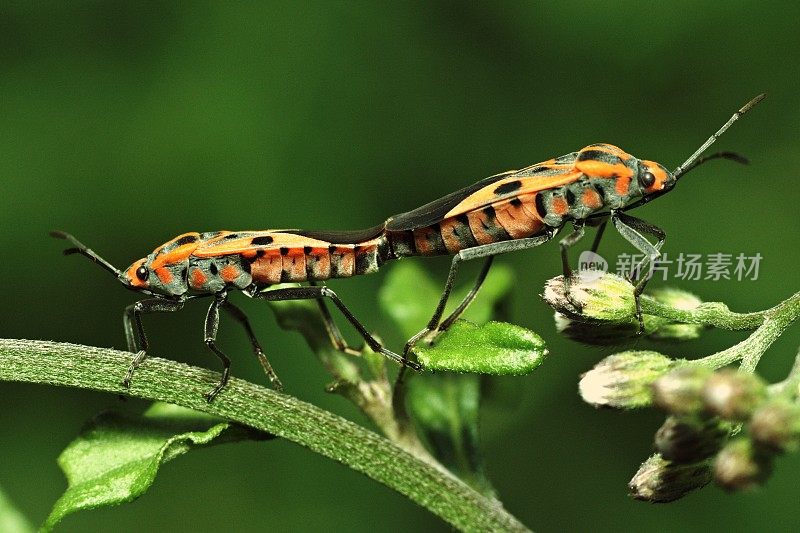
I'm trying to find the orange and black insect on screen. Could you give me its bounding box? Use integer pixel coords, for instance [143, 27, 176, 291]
[52, 94, 764, 400]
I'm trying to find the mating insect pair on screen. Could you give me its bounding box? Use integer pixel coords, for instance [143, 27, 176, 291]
[53, 94, 765, 401]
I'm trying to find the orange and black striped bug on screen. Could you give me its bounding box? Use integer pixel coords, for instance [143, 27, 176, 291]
[52, 94, 764, 401]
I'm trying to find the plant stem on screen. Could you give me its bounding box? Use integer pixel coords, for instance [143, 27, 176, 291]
[0, 339, 529, 533]
[693, 291, 800, 371]
[640, 298, 765, 330]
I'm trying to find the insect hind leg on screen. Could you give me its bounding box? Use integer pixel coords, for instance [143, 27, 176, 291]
[404, 232, 555, 358]
[252, 285, 421, 371]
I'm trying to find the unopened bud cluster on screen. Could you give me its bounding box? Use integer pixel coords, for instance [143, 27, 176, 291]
[631, 366, 800, 501]
[543, 273, 704, 345]
[579, 351, 676, 409]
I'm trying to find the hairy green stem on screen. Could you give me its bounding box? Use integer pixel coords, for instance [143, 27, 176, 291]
[640, 297, 769, 330]
[693, 292, 800, 371]
[0, 339, 529, 533]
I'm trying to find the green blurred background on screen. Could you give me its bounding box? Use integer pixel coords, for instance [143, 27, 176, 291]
[1, 2, 799, 531]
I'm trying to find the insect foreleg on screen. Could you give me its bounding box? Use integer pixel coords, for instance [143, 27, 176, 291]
[122, 297, 185, 388]
[404, 232, 555, 357]
[611, 211, 667, 330]
[219, 299, 284, 393]
[253, 286, 421, 371]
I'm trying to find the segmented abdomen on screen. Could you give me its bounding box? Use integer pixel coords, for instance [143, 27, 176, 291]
[388, 192, 548, 257]
[243, 239, 384, 285]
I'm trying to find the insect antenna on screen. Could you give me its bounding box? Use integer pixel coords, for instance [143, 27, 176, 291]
[673, 93, 766, 180]
[50, 230, 121, 277]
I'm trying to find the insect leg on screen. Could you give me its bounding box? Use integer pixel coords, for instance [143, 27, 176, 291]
[203, 291, 236, 402]
[589, 218, 608, 255]
[308, 281, 361, 356]
[220, 299, 284, 392]
[611, 211, 666, 330]
[560, 222, 586, 279]
[437, 256, 494, 332]
[253, 286, 422, 371]
[613, 211, 666, 285]
[404, 232, 555, 356]
[557, 223, 588, 312]
[122, 297, 185, 388]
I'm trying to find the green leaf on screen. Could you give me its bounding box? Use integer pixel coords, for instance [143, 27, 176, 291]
[380, 261, 537, 496]
[379, 260, 514, 340]
[406, 374, 496, 496]
[43, 403, 271, 531]
[415, 320, 547, 375]
[0, 485, 33, 533]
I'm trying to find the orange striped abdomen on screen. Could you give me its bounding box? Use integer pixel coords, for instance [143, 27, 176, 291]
[246, 241, 382, 285]
[389, 192, 547, 257]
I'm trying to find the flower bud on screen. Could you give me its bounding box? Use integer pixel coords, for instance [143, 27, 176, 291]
[628, 453, 711, 503]
[652, 365, 713, 415]
[714, 438, 773, 491]
[649, 287, 703, 310]
[749, 399, 800, 453]
[543, 272, 636, 323]
[579, 351, 675, 409]
[654, 415, 728, 464]
[645, 288, 706, 341]
[554, 312, 640, 345]
[702, 369, 767, 421]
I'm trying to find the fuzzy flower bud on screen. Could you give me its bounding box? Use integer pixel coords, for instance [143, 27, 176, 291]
[749, 399, 800, 453]
[628, 453, 711, 502]
[654, 415, 728, 464]
[579, 351, 675, 409]
[646, 288, 705, 341]
[714, 438, 773, 491]
[702, 369, 767, 421]
[652, 365, 713, 415]
[543, 272, 636, 323]
[554, 312, 641, 345]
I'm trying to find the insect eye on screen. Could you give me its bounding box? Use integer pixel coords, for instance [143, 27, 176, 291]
[640, 171, 656, 189]
[135, 266, 149, 282]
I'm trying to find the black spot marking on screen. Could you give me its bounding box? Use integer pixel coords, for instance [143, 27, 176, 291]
[181, 267, 188, 282]
[279, 247, 289, 256]
[355, 250, 372, 274]
[251, 235, 274, 246]
[530, 166, 547, 173]
[494, 180, 521, 195]
[483, 206, 496, 218]
[209, 263, 218, 275]
[175, 235, 198, 246]
[353, 245, 362, 254]
[456, 214, 469, 225]
[303, 246, 313, 254]
[577, 150, 608, 162]
[241, 259, 251, 275]
[594, 184, 606, 200]
[534, 194, 547, 219]
[565, 189, 576, 206]
[328, 245, 337, 254]
[223, 233, 240, 240]
[510, 198, 522, 207]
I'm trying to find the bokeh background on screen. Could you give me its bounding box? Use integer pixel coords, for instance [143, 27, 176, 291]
[1, 2, 799, 531]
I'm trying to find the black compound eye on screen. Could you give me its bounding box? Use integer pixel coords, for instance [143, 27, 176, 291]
[135, 266, 149, 282]
[639, 171, 656, 189]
